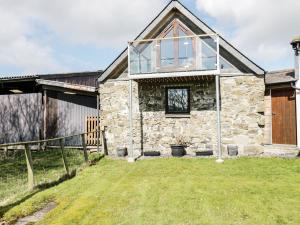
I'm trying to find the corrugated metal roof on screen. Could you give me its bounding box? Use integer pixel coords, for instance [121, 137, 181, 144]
[0, 74, 39, 81]
[0, 71, 103, 81]
[265, 69, 297, 85]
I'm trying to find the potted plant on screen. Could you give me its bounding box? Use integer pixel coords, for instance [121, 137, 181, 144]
[116, 147, 127, 157]
[171, 136, 188, 157]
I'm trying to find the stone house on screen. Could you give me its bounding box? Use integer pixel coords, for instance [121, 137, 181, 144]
[1, 1, 299, 158]
[98, 0, 268, 159]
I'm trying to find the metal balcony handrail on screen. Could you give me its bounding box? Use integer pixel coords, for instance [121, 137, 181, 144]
[129, 33, 218, 44]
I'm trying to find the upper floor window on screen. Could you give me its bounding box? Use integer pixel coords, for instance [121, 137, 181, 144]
[158, 19, 195, 71]
[128, 19, 224, 75]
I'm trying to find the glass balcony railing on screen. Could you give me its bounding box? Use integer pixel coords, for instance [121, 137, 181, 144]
[128, 34, 219, 76]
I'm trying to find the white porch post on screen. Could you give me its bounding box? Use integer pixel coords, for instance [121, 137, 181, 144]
[128, 79, 135, 162]
[215, 35, 224, 163]
[291, 37, 300, 147]
[128, 42, 135, 163]
[215, 74, 223, 163]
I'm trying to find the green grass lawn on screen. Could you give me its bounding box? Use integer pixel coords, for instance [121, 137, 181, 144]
[2, 157, 300, 225]
[0, 149, 86, 208]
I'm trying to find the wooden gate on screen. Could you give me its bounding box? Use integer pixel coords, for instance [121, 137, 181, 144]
[85, 116, 100, 146]
[272, 88, 297, 145]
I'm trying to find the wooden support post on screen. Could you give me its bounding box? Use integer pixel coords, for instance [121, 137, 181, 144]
[59, 139, 69, 175]
[102, 130, 108, 155]
[43, 89, 47, 150]
[4, 146, 8, 159]
[81, 134, 89, 163]
[24, 144, 35, 190]
[97, 94, 100, 153]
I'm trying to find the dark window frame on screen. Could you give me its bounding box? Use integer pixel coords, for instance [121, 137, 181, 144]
[165, 86, 191, 114]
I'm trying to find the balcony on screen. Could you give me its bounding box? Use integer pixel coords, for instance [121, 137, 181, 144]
[128, 34, 220, 79]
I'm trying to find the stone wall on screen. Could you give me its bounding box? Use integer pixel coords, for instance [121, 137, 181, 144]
[99, 81, 129, 155]
[99, 80, 141, 156]
[100, 74, 265, 156]
[220, 75, 265, 155]
[139, 81, 217, 155]
[263, 89, 272, 145]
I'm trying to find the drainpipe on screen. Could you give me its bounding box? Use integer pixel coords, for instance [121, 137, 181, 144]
[291, 37, 300, 148]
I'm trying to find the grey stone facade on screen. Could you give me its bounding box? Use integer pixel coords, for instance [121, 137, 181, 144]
[100, 74, 265, 156]
[138, 81, 216, 155]
[220, 75, 265, 155]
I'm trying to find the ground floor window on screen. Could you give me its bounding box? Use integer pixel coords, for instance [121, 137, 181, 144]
[165, 87, 190, 114]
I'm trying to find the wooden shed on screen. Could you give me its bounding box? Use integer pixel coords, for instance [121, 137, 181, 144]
[0, 71, 101, 146]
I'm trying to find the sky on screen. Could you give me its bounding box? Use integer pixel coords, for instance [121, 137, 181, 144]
[0, 0, 299, 76]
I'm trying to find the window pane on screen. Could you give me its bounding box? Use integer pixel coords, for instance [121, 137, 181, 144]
[200, 37, 217, 70]
[160, 30, 174, 67]
[178, 29, 193, 67]
[167, 88, 189, 113]
[139, 42, 152, 73]
[220, 58, 236, 70]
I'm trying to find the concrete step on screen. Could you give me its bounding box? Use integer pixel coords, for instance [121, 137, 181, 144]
[263, 145, 300, 157]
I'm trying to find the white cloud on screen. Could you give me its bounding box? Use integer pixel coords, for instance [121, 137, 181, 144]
[196, 0, 300, 70]
[32, 0, 167, 47]
[0, 0, 167, 75]
[0, 3, 65, 74]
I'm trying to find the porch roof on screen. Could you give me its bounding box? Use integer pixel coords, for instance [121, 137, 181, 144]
[36, 79, 97, 96]
[265, 69, 296, 85]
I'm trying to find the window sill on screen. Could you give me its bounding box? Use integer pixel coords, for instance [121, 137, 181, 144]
[165, 114, 191, 118]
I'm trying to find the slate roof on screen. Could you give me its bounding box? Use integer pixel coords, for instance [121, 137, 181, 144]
[265, 69, 297, 85]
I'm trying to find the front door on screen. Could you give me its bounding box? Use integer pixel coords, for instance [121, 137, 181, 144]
[272, 88, 297, 145]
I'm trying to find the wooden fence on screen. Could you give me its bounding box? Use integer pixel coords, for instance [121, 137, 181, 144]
[0, 130, 107, 191]
[85, 116, 100, 146]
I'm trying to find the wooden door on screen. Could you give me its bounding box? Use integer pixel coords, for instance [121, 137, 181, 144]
[272, 88, 297, 145]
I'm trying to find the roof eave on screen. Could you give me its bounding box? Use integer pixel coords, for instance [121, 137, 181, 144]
[36, 79, 97, 94]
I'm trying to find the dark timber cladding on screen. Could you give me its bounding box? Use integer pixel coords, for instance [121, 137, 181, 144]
[272, 88, 297, 145]
[46, 91, 97, 145]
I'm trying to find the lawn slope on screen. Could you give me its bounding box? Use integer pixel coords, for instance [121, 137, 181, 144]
[3, 157, 300, 225]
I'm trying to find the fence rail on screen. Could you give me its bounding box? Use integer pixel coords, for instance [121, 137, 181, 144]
[0, 130, 107, 191]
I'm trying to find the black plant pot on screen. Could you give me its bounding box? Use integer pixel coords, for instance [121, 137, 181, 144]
[196, 150, 213, 156]
[144, 151, 161, 157]
[116, 148, 127, 157]
[171, 145, 185, 157]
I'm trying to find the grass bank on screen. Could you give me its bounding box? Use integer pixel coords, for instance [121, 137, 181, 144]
[2, 157, 300, 225]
